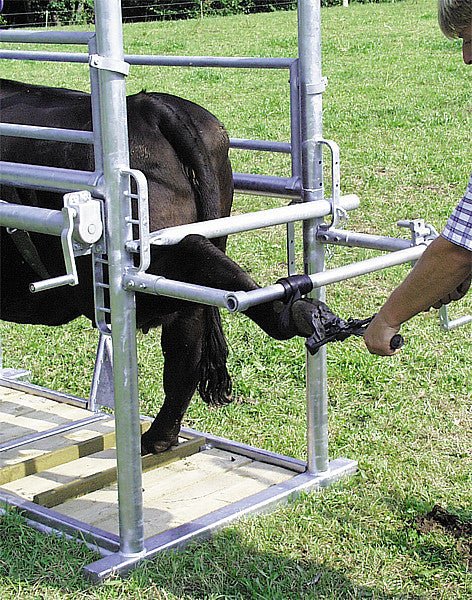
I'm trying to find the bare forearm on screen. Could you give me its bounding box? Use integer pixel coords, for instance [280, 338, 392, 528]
[364, 236, 471, 355]
[378, 236, 471, 327]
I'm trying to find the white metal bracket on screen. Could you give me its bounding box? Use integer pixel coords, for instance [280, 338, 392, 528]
[89, 54, 130, 76]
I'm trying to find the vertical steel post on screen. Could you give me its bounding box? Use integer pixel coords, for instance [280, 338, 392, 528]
[93, 1, 144, 556]
[298, 0, 329, 474]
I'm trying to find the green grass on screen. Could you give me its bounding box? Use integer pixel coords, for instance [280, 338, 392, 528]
[1, 1, 471, 597]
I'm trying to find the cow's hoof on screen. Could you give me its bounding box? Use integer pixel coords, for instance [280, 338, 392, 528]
[141, 429, 179, 455]
[290, 297, 341, 341]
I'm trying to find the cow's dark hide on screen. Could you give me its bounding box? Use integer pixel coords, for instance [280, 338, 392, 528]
[0, 79, 323, 454]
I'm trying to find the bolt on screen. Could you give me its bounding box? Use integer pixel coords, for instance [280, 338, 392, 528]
[88, 224, 96, 234]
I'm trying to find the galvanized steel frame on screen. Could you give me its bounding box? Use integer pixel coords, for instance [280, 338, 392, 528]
[0, 0, 447, 581]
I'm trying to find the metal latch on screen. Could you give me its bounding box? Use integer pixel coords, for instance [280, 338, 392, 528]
[397, 219, 439, 246]
[315, 137, 346, 229]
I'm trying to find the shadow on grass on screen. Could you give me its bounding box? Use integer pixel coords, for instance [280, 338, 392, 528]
[130, 526, 418, 599]
[0, 509, 408, 599]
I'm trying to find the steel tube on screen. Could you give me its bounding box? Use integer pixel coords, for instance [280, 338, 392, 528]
[0, 378, 88, 409]
[0, 30, 94, 44]
[123, 274, 231, 308]
[317, 228, 412, 251]
[226, 244, 427, 312]
[127, 195, 360, 249]
[233, 173, 301, 198]
[125, 54, 295, 69]
[0, 123, 94, 144]
[94, 0, 144, 558]
[0, 202, 64, 236]
[0, 161, 101, 194]
[0, 414, 106, 452]
[298, 0, 328, 475]
[125, 245, 426, 314]
[0, 489, 120, 554]
[0, 50, 89, 63]
[230, 138, 291, 153]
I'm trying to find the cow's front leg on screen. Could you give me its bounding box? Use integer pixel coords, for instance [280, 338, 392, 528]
[141, 308, 205, 454]
[163, 235, 334, 341]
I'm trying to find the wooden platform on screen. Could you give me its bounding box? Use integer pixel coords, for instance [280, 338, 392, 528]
[0, 386, 294, 540]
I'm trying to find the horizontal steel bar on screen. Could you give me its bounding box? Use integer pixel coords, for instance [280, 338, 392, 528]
[127, 195, 360, 249]
[439, 305, 472, 331]
[0, 201, 65, 236]
[0, 50, 89, 63]
[230, 138, 291, 153]
[0, 161, 102, 194]
[443, 315, 472, 329]
[317, 228, 412, 252]
[125, 243, 426, 312]
[0, 30, 94, 44]
[126, 54, 295, 69]
[227, 244, 427, 312]
[123, 274, 231, 308]
[0, 123, 94, 144]
[83, 457, 357, 582]
[0, 378, 88, 409]
[181, 426, 306, 473]
[0, 51, 294, 70]
[0, 414, 107, 453]
[233, 173, 301, 198]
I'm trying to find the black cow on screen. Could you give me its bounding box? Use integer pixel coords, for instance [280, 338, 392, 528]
[0, 79, 328, 454]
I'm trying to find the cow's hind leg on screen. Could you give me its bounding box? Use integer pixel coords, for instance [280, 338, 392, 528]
[141, 305, 231, 454]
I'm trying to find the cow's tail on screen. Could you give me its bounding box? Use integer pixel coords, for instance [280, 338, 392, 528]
[197, 306, 233, 407]
[154, 95, 226, 222]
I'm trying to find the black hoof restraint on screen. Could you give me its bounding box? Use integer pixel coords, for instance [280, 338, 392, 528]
[274, 275, 314, 337]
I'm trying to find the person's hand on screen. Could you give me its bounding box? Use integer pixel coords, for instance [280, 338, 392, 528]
[363, 312, 401, 356]
[430, 274, 471, 309]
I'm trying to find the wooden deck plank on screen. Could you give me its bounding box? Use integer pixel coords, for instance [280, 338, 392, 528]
[0, 421, 152, 485]
[53, 448, 294, 538]
[0, 391, 98, 445]
[0, 436, 204, 508]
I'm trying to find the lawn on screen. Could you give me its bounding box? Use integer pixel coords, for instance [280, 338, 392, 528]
[0, 0, 471, 598]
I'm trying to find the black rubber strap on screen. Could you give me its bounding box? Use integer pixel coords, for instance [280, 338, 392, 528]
[275, 274, 313, 302]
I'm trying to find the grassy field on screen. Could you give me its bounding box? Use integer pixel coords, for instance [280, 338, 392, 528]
[1, 0, 471, 597]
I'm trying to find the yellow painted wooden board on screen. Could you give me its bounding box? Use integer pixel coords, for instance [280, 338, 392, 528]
[1, 436, 204, 508]
[53, 448, 293, 538]
[0, 387, 152, 485]
[0, 419, 117, 484]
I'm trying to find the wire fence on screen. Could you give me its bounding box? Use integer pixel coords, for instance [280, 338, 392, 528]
[0, 1, 299, 28]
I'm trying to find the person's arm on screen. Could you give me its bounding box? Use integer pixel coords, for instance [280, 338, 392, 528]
[364, 236, 472, 356]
